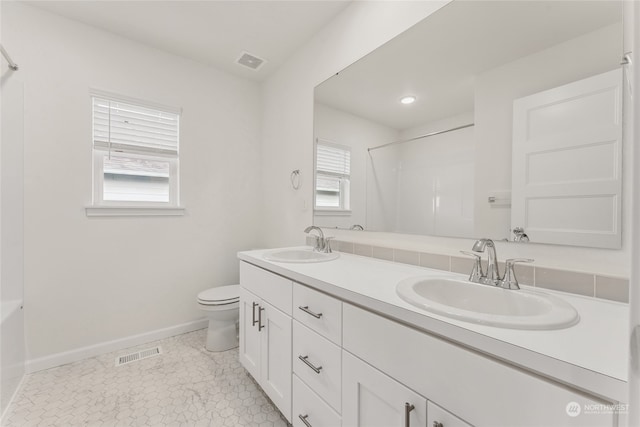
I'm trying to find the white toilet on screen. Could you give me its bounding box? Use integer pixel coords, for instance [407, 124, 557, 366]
[197, 284, 240, 352]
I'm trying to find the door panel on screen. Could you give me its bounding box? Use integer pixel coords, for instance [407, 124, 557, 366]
[261, 301, 292, 422]
[342, 351, 426, 427]
[511, 69, 622, 248]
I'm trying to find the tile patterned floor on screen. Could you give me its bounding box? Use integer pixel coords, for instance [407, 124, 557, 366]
[2, 330, 288, 427]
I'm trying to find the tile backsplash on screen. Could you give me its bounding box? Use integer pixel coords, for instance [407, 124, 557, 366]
[308, 237, 629, 303]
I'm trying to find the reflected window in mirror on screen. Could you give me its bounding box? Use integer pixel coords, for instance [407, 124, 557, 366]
[315, 140, 351, 212]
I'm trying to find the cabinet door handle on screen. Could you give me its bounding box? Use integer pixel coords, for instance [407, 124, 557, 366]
[298, 305, 323, 319]
[404, 402, 415, 427]
[298, 355, 323, 374]
[252, 302, 259, 327]
[433, 422, 443, 427]
[298, 414, 312, 427]
[258, 306, 265, 331]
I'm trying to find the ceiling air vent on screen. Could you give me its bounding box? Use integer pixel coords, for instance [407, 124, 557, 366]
[115, 346, 162, 367]
[236, 51, 266, 71]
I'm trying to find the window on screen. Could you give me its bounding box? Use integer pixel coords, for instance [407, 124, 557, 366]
[315, 139, 351, 211]
[91, 92, 181, 210]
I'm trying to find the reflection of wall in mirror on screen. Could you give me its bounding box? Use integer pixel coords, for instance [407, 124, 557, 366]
[313, 103, 400, 229]
[473, 22, 622, 239]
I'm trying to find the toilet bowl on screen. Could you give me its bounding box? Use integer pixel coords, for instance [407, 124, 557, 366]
[197, 284, 240, 352]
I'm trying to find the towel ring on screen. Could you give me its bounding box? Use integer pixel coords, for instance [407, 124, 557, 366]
[290, 169, 301, 190]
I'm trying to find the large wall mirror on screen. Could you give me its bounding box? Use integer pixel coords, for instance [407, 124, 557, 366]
[313, 0, 624, 249]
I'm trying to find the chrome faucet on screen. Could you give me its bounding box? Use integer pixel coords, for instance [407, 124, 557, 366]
[472, 238, 500, 285]
[304, 226, 333, 253]
[463, 238, 534, 290]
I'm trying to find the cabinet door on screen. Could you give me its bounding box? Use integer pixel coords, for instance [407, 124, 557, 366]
[342, 351, 426, 427]
[239, 287, 261, 381]
[261, 300, 293, 422]
[428, 401, 472, 427]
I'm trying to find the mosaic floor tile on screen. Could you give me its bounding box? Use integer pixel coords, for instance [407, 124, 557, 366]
[3, 330, 288, 427]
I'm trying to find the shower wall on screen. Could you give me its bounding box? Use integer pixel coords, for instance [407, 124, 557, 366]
[0, 72, 25, 415]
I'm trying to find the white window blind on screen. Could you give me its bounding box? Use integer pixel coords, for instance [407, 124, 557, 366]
[92, 97, 179, 156]
[315, 140, 351, 210]
[316, 142, 351, 176]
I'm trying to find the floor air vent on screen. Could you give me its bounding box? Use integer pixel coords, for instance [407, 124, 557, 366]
[115, 346, 162, 367]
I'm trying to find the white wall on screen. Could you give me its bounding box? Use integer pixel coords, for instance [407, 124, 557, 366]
[313, 102, 399, 229]
[262, 3, 630, 277]
[1, 5, 26, 413]
[2, 2, 263, 363]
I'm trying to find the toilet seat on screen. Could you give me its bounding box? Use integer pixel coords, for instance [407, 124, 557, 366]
[197, 284, 240, 306]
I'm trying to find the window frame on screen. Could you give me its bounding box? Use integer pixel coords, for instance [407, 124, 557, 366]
[88, 90, 183, 214]
[314, 139, 352, 213]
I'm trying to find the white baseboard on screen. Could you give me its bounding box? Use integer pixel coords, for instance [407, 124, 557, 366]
[25, 318, 208, 374]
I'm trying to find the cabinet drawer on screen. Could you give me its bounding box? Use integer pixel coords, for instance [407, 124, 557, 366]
[293, 283, 342, 344]
[428, 401, 472, 427]
[293, 375, 341, 427]
[293, 321, 342, 413]
[240, 262, 292, 315]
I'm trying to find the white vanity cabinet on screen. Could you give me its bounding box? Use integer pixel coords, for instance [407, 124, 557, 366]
[343, 303, 615, 427]
[239, 263, 293, 422]
[238, 254, 623, 427]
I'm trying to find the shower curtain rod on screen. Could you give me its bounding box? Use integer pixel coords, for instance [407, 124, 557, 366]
[0, 44, 19, 71]
[368, 123, 474, 152]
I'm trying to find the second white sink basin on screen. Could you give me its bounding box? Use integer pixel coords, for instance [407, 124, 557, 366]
[396, 276, 579, 330]
[263, 248, 340, 263]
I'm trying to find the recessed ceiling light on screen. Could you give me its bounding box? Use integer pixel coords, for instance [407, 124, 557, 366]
[400, 96, 416, 105]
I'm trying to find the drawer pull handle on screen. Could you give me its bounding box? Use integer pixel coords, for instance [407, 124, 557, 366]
[298, 355, 323, 374]
[258, 306, 265, 331]
[433, 422, 443, 427]
[252, 302, 259, 327]
[298, 305, 323, 319]
[405, 402, 415, 427]
[299, 414, 312, 427]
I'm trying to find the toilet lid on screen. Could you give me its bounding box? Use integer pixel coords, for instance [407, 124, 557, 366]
[198, 284, 240, 304]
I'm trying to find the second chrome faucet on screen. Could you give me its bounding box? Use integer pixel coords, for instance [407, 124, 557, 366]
[304, 226, 334, 253]
[462, 238, 533, 290]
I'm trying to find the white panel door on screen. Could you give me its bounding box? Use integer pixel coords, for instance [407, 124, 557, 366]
[261, 300, 292, 422]
[511, 69, 622, 248]
[342, 351, 426, 427]
[239, 287, 261, 381]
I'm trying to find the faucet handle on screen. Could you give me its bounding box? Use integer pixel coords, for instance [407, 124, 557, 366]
[323, 237, 334, 253]
[459, 251, 484, 283]
[505, 258, 534, 266]
[498, 258, 534, 290]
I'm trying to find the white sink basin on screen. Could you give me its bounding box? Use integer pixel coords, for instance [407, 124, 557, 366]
[263, 248, 340, 263]
[396, 276, 579, 330]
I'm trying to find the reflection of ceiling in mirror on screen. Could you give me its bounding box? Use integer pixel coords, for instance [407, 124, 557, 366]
[314, 1, 621, 131]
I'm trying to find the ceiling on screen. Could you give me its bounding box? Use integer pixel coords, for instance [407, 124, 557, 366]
[314, 1, 623, 130]
[26, 0, 352, 81]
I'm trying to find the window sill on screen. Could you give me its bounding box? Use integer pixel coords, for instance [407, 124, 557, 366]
[314, 209, 352, 216]
[85, 206, 186, 217]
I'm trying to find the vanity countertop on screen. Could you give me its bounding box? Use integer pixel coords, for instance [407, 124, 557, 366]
[238, 247, 629, 403]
